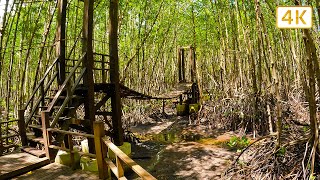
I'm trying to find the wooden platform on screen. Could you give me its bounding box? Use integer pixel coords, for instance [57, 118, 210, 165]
[0, 152, 50, 180]
[13, 163, 99, 180]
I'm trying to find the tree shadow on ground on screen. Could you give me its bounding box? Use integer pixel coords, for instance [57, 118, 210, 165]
[151, 142, 235, 180]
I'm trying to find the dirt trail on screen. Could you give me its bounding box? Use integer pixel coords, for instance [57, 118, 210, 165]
[129, 113, 237, 180]
[152, 142, 234, 179]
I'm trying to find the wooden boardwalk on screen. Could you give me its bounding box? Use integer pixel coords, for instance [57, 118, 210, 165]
[0, 152, 50, 180]
[0, 152, 99, 180]
[14, 163, 99, 180]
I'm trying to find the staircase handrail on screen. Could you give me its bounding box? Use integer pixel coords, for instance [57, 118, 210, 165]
[45, 52, 86, 114]
[24, 57, 59, 110]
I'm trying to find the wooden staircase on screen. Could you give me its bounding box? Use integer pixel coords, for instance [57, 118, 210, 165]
[20, 53, 89, 158]
[17, 52, 116, 159]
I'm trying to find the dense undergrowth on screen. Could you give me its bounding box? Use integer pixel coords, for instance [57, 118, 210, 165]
[121, 85, 317, 179]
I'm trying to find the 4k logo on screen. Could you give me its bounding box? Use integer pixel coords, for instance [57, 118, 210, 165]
[277, 6, 312, 29]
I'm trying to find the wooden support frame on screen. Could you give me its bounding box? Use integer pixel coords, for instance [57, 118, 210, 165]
[94, 94, 111, 111]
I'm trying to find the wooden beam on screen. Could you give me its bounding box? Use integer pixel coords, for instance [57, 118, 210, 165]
[82, 0, 96, 153]
[94, 94, 111, 111]
[56, 0, 67, 85]
[109, 0, 124, 146]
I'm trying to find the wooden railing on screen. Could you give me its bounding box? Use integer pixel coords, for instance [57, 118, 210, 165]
[41, 111, 96, 165]
[93, 53, 110, 84]
[94, 121, 156, 180]
[23, 57, 60, 125]
[39, 120, 156, 179]
[24, 57, 59, 110]
[46, 53, 86, 128]
[0, 112, 27, 155]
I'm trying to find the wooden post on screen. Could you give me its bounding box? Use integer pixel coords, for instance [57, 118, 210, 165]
[181, 48, 185, 82]
[93, 121, 109, 179]
[178, 47, 182, 83]
[178, 48, 183, 105]
[41, 111, 51, 160]
[18, 109, 27, 146]
[67, 134, 75, 169]
[83, 0, 96, 153]
[190, 46, 195, 83]
[56, 0, 67, 85]
[109, 0, 124, 146]
[116, 156, 124, 178]
[102, 55, 106, 83]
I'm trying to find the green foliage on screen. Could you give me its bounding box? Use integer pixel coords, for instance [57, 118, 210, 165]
[227, 136, 250, 151]
[276, 147, 286, 156]
[309, 174, 316, 180]
[303, 126, 310, 132]
[283, 124, 290, 130]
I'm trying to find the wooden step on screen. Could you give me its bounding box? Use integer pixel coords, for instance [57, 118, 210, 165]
[21, 147, 46, 158]
[33, 115, 41, 118]
[27, 135, 45, 144]
[28, 124, 42, 130]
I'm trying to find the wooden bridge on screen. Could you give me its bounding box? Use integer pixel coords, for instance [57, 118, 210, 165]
[0, 0, 200, 179]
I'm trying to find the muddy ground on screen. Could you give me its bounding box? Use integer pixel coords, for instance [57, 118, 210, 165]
[128, 109, 239, 180]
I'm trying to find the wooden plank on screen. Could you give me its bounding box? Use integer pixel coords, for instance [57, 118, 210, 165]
[13, 163, 98, 180]
[27, 135, 45, 144]
[103, 137, 156, 180]
[0, 152, 49, 180]
[21, 147, 46, 158]
[46, 128, 94, 138]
